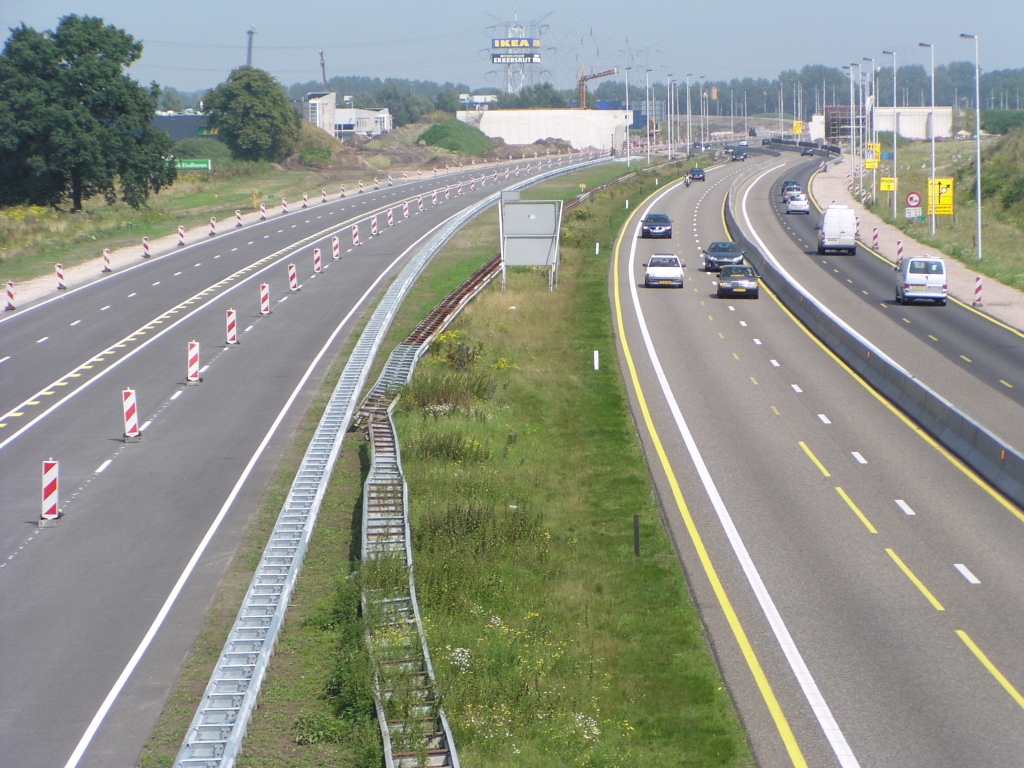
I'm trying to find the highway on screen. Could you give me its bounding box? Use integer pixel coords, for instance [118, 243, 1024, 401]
[614, 154, 1024, 767]
[0, 156, 593, 768]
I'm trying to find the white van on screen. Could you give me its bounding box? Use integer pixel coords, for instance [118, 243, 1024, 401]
[816, 205, 857, 255]
[895, 256, 947, 305]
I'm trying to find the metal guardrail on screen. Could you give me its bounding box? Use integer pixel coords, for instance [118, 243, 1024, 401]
[174, 153, 612, 768]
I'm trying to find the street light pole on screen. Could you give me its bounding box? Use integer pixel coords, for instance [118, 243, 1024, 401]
[864, 57, 877, 204]
[667, 73, 673, 160]
[883, 50, 898, 219]
[919, 42, 936, 235]
[646, 68, 652, 166]
[961, 33, 983, 260]
[625, 66, 631, 169]
[686, 74, 692, 156]
[699, 76, 706, 146]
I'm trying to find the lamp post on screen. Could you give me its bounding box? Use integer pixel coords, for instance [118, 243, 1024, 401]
[864, 57, 877, 204]
[919, 42, 936, 236]
[961, 33, 983, 260]
[699, 76, 706, 146]
[625, 66, 632, 168]
[843, 66, 854, 173]
[686, 74, 692, 156]
[667, 73, 673, 160]
[645, 68, 652, 166]
[883, 50, 898, 219]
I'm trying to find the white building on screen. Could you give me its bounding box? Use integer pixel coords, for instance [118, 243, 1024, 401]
[305, 92, 336, 135]
[873, 106, 953, 140]
[457, 109, 630, 151]
[302, 91, 393, 139]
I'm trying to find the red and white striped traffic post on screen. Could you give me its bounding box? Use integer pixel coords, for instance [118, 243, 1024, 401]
[178, 225, 186, 246]
[288, 263, 299, 291]
[340, 184, 346, 199]
[282, 198, 289, 214]
[236, 209, 243, 228]
[433, 167, 437, 177]
[457, 180, 463, 195]
[387, 208, 394, 227]
[417, 196, 424, 212]
[187, 341, 200, 384]
[209, 217, 217, 236]
[373, 177, 380, 190]
[493, 170, 498, 182]
[102, 248, 112, 273]
[387, 173, 393, 187]
[974, 275, 983, 307]
[470, 178, 475, 191]
[431, 190, 437, 206]
[872, 227, 879, 251]
[41, 459, 59, 523]
[260, 202, 267, 220]
[445, 163, 450, 174]
[352, 224, 361, 246]
[418, 169, 422, 179]
[260, 283, 271, 315]
[444, 185, 450, 200]
[56, 263, 66, 290]
[896, 240, 904, 265]
[403, 201, 410, 218]
[370, 215, 378, 236]
[358, 180, 364, 194]
[226, 308, 238, 345]
[313, 248, 322, 273]
[459, 162, 464, 171]
[403, 171, 408, 183]
[123, 388, 140, 441]
[332, 235, 340, 260]
[321, 188, 327, 203]
[515, 165, 521, 177]
[505, 167, 510, 180]
[143, 236, 152, 258]
[302, 192, 308, 209]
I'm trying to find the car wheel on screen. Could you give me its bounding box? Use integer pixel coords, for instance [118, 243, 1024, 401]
[644, 280, 651, 288]
[937, 298, 947, 306]
[717, 289, 724, 298]
[752, 291, 759, 299]
[894, 292, 902, 305]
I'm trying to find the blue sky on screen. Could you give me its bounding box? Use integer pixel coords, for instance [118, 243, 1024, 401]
[1, 0, 1019, 93]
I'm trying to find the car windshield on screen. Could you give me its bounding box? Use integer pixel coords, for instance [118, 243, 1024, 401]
[909, 260, 944, 274]
[720, 267, 753, 278]
[791, 195, 807, 201]
[645, 214, 670, 224]
[689, 168, 703, 173]
[649, 257, 679, 268]
[708, 242, 741, 253]
[782, 180, 799, 187]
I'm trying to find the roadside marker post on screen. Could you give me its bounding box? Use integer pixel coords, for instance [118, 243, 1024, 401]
[331, 236, 340, 260]
[896, 240, 904, 265]
[418, 169, 423, 179]
[505, 167, 510, 180]
[371, 215, 378, 236]
[515, 165, 521, 177]
[444, 185, 450, 200]
[259, 202, 267, 220]
[417, 196, 424, 212]
[470, 178, 475, 191]
[235, 209, 243, 228]
[102, 248, 112, 273]
[226, 308, 238, 345]
[403, 201, 410, 218]
[321, 188, 327, 203]
[56, 263, 66, 290]
[403, 171, 409, 183]
[187, 341, 201, 385]
[302, 193, 308, 209]
[872, 228, 879, 250]
[387, 208, 394, 227]
[373, 177, 379, 191]
[457, 180, 463, 195]
[974, 276, 983, 307]
[431, 190, 437, 206]
[358, 180, 364, 194]
[282, 198, 288, 214]
[313, 248, 322, 273]
[387, 173, 393, 187]
[493, 171, 498, 182]
[340, 184, 346, 199]
[143, 236, 152, 258]
[259, 283, 271, 315]
[288, 263, 299, 291]
[209, 217, 217, 237]
[40, 459, 60, 525]
[178, 225, 186, 246]
[352, 224, 361, 246]
[123, 388, 140, 442]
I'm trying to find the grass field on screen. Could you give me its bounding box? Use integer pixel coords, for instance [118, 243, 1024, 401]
[139, 155, 749, 767]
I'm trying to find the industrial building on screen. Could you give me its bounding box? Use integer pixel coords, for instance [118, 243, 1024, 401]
[457, 108, 630, 151]
[301, 92, 393, 139]
[822, 104, 953, 143]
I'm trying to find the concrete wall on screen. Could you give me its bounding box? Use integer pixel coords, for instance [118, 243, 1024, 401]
[873, 106, 953, 140]
[457, 109, 630, 150]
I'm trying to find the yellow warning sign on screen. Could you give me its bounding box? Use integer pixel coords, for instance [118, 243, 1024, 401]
[928, 177, 954, 215]
[880, 177, 896, 192]
[865, 142, 881, 169]
[792, 120, 804, 135]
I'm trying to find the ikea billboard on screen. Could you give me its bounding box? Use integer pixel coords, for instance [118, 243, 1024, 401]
[492, 38, 541, 48]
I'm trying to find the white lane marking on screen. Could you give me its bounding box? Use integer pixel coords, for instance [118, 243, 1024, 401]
[852, 452, 867, 464]
[100, 306, 110, 311]
[243, 324, 254, 333]
[754, 339, 762, 345]
[0, 356, 9, 364]
[247, 241, 254, 245]
[277, 229, 283, 233]
[954, 564, 980, 584]
[895, 499, 916, 516]
[95, 459, 112, 474]
[59, 217, 440, 768]
[174, 271, 182, 276]
[37, 336, 49, 344]
[627, 187, 860, 768]
[170, 390, 182, 401]
[263, 235, 269, 239]
[739, 320, 747, 327]
[818, 414, 831, 424]
[140, 419, 152, 432]
[231, 247, 238, 252]
[214, 255, 221, 259]
[728, 305, 736, 311]
[770, 359, 780, 367]
[127, 292, 137, 298]
[152, 282, 160, 286]
[199, 364, 210, 373]
[791, 384, 803, 393]
[278, 296, 288, 304]
[70, 320, 82, 326]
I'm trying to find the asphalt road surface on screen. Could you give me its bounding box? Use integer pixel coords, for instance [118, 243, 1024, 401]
[0, 156, 593, 768]
[614, 155, 1024, 767]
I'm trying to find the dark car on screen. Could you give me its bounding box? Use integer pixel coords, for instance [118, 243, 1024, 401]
[640, 212, 673, 239]
[688, 167, 706, 182]
[780, 180, 800, 199]
[717, 265, 759, 299]
[801, 146, 815, 156]
[703, 241, 745, 271]
[762, 138, 772, 146]
[731, 149, 747, 162]
[749, 127, 758, 137]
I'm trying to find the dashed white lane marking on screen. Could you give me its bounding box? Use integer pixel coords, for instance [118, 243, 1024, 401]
[173, 272, 182, 276]
[852, 452, 867, 464]
[214, 255, 221, 259]
[95, 459, 112, 474]
[127, 292, 137, 298]
[0, 356, 9, 364]
[770, 359, 780, 367]
[791, 384, 802, 393]
[36, 337, 48, 344]
[70, 320, 82, 326]
[728, 305, 736, 311]
[277, 229, 283, 233]
[247, 241, 254, 245]
[199, 364, 210, 373]
[739, 320, 747, 327]
[231, 247, 238, 252]
[278, 296, 289, 304]
[895, 499, 916, 516]
[170, 390, 183, 401]
[195, 263, 202, 267]
[264, 235, 270, 239]
[954, 564, 981, 584]
[153, 282, 160, 286]
[243, 324, 254, 333]
[754, 339, 762, 345]
[100, 305, 110, 311]
[818, 414, 831, 424]
[140, 419, 152, 432]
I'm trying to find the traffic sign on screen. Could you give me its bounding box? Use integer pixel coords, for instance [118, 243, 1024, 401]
[175, 159, 212, 171]
[880, 177, 896, 192]
[928, 178, 954, 216]
[906, 191, 922, 208]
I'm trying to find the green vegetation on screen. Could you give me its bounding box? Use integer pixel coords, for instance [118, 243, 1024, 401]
[298, 144, 332, 168]
[419, 119, 493, 156]
[0, 15, 175, 210]
[982, 110, 1024, 135]
[172, 137, 234, 168]
[204, 66, 301, 162]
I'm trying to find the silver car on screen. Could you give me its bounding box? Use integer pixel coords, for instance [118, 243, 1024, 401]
[786, 193, 810, 214]
[644, 254, 685, 288]
[717, 265, 759, 299]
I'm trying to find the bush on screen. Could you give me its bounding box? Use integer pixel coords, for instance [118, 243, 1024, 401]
[299, 144, 332, 167]
[418, 119, 493, 156]
[172, 137, 233, 167]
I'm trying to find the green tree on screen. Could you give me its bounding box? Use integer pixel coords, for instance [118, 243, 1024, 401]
[203, 66, 300, 161]
[435, 88, 461, 114]
[160, 87, 185, 112]
[0, 15, 176, 210]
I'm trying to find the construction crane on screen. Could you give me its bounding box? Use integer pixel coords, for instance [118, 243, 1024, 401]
[577, 66, 618, 109]
[319, 50, 328, 90]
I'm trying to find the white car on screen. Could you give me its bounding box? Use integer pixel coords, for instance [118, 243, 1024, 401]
[644, 254, 685, 288]
[895, 256, 947, 305]
[786, 193, 810, 214]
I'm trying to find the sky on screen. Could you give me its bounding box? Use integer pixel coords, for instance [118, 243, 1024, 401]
[1, 0, 1020, 94]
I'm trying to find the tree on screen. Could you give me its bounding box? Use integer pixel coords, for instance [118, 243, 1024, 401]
[160, 87, 185, 112]
[435, 88, 460, 114]
[0, 15, 176, 210]
[203, 67, 300, 162]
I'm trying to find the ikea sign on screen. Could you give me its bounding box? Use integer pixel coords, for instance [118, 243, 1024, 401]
[492, 38, 541, 48]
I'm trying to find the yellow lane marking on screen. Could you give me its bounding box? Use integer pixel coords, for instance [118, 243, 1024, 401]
[56, 382, 68, 386]
[1000, 380, 1014, 389]
[928, 335, 938, 341]
[957, 630, 1024, 710]
[835, 487, 878, 534]
[0, 423, 5, 428]
[718, 332, 724, 339]
[81, 365, 93, 370]
[960, 355, 972, 363]
[69, 373, 81, 378]
[771, 405, 780, 415]
[708, 315, 714, 321]
[10, 412, 23, 417]
[902, 318, 911, 324]
[885, 549, 944, 611]
[617, 190, 807, 767]
[26, 401, 40, 406]
[862, 290, 869, 295]
[751, 377, 759, 386]
[799, 441, 831, 477]
[116, 344, 126, 348]
[733, 352, 740, 360]
[42, 391, 55, 396]
[760, 282, 1024, 525]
